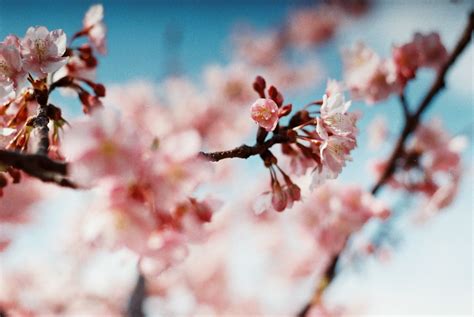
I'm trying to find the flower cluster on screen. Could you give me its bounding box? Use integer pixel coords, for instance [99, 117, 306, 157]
[249, 77, 359, 213]
[343, 32, 448, 104]
[342, 42, 401, 104]
[234, 1, 371, 61]
[62, 103, 218, 273]
[53, 4, 107, 114]
[0, 28, 66, 102]
[0, 178, 43, 251]
[296, 182, 390, 255]
[393, 32, 448, 84]
[0, 4, 107, 182]
[372, 119, 466, 217]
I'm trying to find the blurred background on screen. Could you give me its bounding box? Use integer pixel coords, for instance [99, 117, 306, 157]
[0, 0, 472, 315]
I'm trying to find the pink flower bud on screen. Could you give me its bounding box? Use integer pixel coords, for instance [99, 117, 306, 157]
[271, 181, 287, 212]
[287, 183, 301, 202]
[279, 103, 292, 117]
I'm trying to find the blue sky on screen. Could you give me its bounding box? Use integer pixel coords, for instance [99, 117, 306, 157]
[1, 0, 472, 314]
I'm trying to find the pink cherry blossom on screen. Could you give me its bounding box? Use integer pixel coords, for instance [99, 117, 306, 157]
[83, 4, 107, 54]
[310, 117, 357, 185]
[250, 98, 279, 132]
[393, 41, 419, 82]
[204, 63, 255, 104]
[296, 182, 390, 255]
[0, 36, 27, 91]
[371, 119, 465, 217]
[325, 79, 344, 97]
[320, 93, 357, 137]
[287, 5, 339, 48]
[318, 134, 356, 180]
[343, 42, 401, 104]
[62, 108, 143, 186]
[62, 102, 216, 269]
[233, 30, 283, 66]
[21, 26, 68, 77]
[414, 32, 448, 69]
[393, 32, 448, 84]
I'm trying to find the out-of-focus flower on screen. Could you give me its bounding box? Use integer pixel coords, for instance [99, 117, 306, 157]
[56, 55, 96, 82]
[21, 26, 68, 77]
[83, 4, 107, 54]
[343, 42, 401, 104]
[250, 98, 280, 132]
[393, 32, 448, 84]
[372, 119, 466, 218]
[287, 6, 339, 48]
[233, 31, 283, 67]
[0, 177, 43, 252]
[0, 36, 27, 92]
[204, 63, 255, 104]
[413, 32, 448, 69]
[297, 182, 390, 255]
[62, 108, 142, 186]
[63, 105, 217, 271]
[392, 41, 419, 81]
[367, 115, 388, 150]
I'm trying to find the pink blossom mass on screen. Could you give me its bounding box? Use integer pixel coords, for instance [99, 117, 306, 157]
[0, 2, 471, 316]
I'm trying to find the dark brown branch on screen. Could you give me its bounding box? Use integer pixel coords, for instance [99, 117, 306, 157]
[0, 149, 76, 188]
[298, 11, 473, 316]
[399, 93, 410, 120]
[199, 133, 290, 162]
[126, 273, 146, 317]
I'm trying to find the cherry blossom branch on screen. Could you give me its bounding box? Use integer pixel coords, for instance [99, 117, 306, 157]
[371, 10, 473, 195]
[199, 133, 290, 161]
[0, 82, 78, 188]
[298, 11, 473, 317]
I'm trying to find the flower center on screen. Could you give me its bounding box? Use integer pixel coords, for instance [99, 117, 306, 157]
[34, 39, 47, 61]
[0, 59, 11, 77]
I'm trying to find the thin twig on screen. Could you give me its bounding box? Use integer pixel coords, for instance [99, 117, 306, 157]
[399, 93, 410, 120]
[199, 133, 290, 162]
